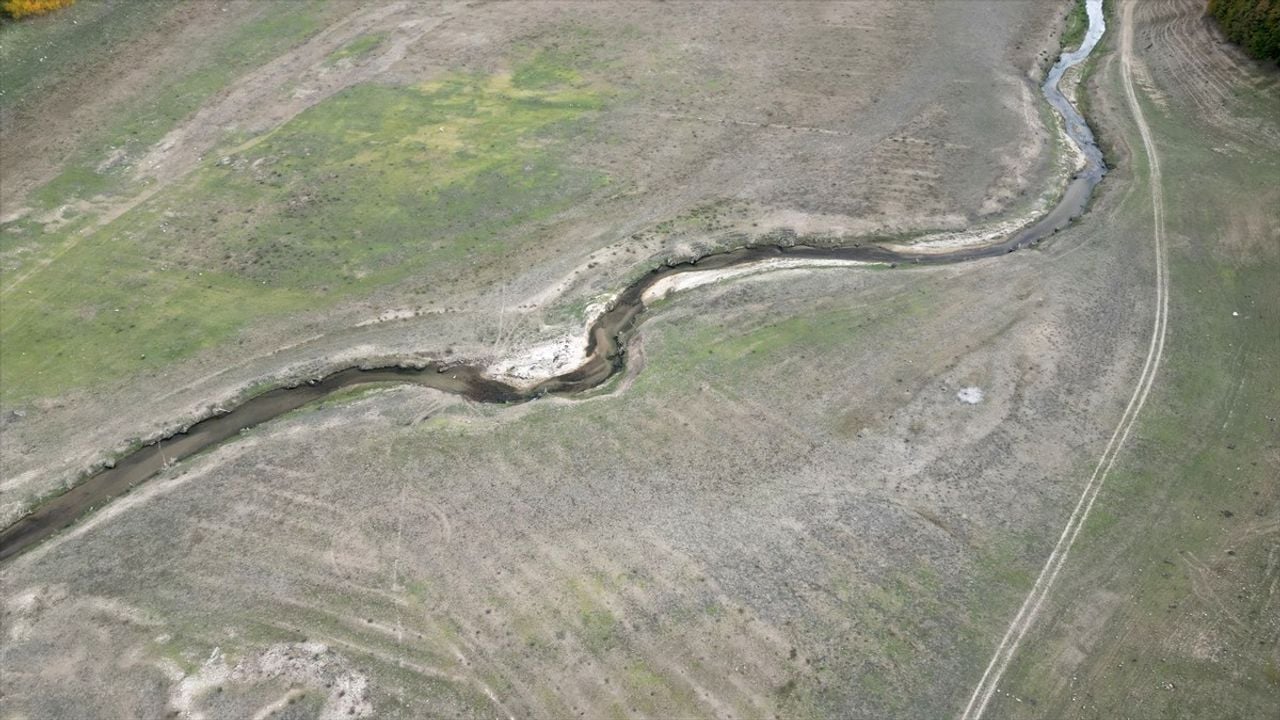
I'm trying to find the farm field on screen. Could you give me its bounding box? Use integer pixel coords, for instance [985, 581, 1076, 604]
[1, 1, 1277, 719]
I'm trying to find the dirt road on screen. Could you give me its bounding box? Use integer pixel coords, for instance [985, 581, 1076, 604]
[958, 1, 1170, 717]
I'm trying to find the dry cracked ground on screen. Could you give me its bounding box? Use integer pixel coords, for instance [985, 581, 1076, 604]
[1, 1, 1278, 719]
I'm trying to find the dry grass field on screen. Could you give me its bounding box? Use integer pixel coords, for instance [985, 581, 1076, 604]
[1, 1, 1277, 719]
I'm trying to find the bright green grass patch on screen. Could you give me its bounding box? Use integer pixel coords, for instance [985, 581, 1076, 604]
[171, 74, 606, 288]
[1, 68, 607, 403]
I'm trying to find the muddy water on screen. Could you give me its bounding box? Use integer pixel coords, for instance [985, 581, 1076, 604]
[0, 3, 1107, 563]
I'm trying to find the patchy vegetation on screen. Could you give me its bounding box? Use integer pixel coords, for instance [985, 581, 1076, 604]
[8, 4, 328, 206]
[1061, 0, 1089, 51]
[0, 61, 607, 402]
[0, 0, 158, 110]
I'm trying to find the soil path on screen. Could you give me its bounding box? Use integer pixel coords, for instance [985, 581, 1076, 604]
[958, 2, 1169, 717]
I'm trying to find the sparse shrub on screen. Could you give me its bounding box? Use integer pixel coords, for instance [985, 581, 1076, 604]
[1, 0, 75, 20]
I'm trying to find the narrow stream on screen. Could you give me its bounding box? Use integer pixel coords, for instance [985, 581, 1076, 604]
[0, 2, 1107, 563]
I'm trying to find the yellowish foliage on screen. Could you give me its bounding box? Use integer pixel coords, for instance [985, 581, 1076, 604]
[2, 0, 75, 20]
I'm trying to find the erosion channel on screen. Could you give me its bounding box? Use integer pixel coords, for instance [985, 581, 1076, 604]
[0, 0, 1108, 563]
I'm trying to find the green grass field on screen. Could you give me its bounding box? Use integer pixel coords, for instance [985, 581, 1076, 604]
[1, 48, 608, 402]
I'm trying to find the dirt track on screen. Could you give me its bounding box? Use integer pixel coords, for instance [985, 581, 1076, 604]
[959, 2, 1170, 717]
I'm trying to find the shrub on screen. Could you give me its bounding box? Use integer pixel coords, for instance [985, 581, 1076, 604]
[2, 0, 75, 20]
[1207, 0, 1280, 63]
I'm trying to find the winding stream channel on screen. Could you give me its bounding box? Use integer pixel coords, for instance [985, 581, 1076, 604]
[0, 2, 1108, 563]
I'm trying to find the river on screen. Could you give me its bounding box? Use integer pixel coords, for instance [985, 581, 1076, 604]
[0, 2, 1107, 563]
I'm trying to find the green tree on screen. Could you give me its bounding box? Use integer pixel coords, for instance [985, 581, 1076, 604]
[1207, 0, 1280, 63]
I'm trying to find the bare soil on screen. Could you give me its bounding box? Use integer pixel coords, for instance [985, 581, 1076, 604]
[2, 1, 1274, 719]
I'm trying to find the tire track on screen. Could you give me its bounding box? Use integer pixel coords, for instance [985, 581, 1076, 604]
[959, 2, 1168, 718]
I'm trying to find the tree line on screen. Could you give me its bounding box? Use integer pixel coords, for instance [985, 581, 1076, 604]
[1208, 0, 1280, 63]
